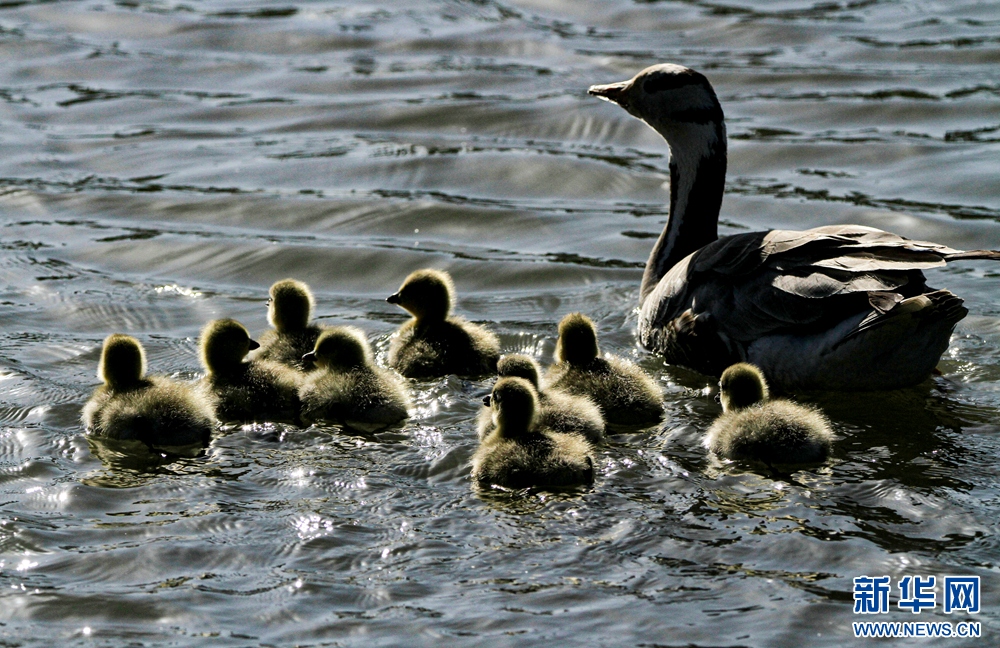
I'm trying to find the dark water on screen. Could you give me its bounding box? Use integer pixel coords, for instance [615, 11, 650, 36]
[2, 1, 999, 646]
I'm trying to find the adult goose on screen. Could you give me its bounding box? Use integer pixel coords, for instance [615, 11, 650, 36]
[588, 64, 1000, 391]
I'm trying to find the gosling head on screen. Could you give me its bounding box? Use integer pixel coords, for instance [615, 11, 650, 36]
[555, 312, 600, 366]
[588, 63, 723, 136]
[302, 326, 372, 371]
[98, 334, 147, 390]
[267, 279, 314, 332]
[200, 318, 259, 375]
[496, 354, 541, 388]
[718, 363, 770, 413]
[482, 376, 538, 440]
[386, 269, 454, 323]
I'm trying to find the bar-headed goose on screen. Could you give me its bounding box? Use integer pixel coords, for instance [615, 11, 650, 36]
[589, 63, 1000, 390]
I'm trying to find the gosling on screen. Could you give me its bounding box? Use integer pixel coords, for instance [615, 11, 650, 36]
[544, 313, 664, 426]
[299, 326, 411, 428]
[198, 318, 303, 423]
[704, 363, 834, 464]
[253, 279, 325, 371]
[477, 354, 605, 445]
[471, 377, 595, 490]
[386, 268, 500, 378]
[82, 334, 215, 447]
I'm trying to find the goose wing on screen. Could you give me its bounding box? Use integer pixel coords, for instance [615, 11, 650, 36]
[641, 224, 991, 379]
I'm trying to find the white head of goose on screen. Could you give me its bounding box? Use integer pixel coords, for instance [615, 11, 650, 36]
[268, 279, 314, 332]
[589, 64, 1000, 391]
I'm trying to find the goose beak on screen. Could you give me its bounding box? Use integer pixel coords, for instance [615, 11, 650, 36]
[302, 351, 316, 364]
[482, 395, 491, 407]
[386, 292, 401, 305]
[588, 81, 629, 105]
[248, 338, 260, 351]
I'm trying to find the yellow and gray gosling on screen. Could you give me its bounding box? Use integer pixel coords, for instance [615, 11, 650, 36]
[386, 268, 500, 378]
[82, 334, 215, 447]
[252, 279, 326, 371]
[704, 363, 834, 464]
[298, 326, 411, 428]
[198, 318, 303, 423]
[471, 377, 595, 490]
[544, 313, 664, 426]
[477, 353, 605, 444]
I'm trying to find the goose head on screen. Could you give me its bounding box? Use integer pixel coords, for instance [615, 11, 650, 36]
[200, 318, 259, 375]
[386, 268, 454, 323]
[588, 63, 724, 144]
[98, 333, 147, 390]
[718, 363, 770, 413]
[267, 279, 314, 332]
[555, 312, 600, 366]
[482, 376, 538, 440]
[496, 354, 542, 388]
[303, 326, 372, 371]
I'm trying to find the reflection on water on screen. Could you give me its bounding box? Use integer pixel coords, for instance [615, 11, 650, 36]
[1, 0, 1000, 646]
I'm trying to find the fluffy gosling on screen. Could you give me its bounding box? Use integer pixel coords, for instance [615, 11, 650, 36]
[477, 353, 605, 444]
[253, 279, 326, 371]
[704, 363, 834, 464]
[386, 268, 500, 378]
[198, 318, 302, 423]
[544, 313, 664, 426]
[82, 334, 215, 447]
[298, 326, 411, 428]
[471, 377, 595, 490]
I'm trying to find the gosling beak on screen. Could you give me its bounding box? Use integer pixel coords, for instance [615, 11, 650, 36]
[482, 395, 491, 407]
[386, 292, 401, 305]
[588, 81, 629, 105]
[302, 351, 316, 364]
[248, 338, 260, 351]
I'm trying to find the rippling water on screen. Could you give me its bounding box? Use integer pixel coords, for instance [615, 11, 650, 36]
[2, 1, 1000, 646]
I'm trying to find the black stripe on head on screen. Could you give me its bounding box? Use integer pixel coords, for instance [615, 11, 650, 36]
[669, 105, 724, 125]
[641, 68, 707, 95]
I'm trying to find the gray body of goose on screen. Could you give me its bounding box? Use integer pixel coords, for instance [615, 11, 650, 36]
[253, 279, 325, 371]
[471, 377, 595, 490]
[386, 268, 500, 378]
[82, 334, 215, 447]
[198, 318, 302, 423]
[544, 313, 664, 426]
[704, 363, 834, 464]
[589, 64, 1000, 391]
[299, 326, 411, 428]
[477, 353, 605, 444]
